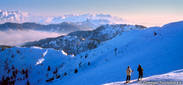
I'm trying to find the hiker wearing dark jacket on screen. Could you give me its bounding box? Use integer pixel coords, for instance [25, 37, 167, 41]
[137, 64, 143, 81]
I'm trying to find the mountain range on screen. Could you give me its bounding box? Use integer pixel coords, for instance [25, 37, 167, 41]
[23, 24, 146, 55]
[0, 9, 125, 29]
[0, 22, 90, 34]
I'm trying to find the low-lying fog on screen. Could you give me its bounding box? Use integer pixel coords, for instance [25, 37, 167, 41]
[0, 30, 62, 46]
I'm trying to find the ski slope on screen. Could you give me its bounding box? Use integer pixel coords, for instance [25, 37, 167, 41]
[0, 21, 183, 85]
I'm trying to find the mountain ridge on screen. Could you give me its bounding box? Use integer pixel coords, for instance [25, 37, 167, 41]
[22, 24, 146, 55]
[0, 9, 125, 29]
[0, 22, 91, 34]
[0, 20, 183, 85]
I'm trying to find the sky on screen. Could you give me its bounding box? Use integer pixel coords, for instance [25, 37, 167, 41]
[0, 0, 183, 26]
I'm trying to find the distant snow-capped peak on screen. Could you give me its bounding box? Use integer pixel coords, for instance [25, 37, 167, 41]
[0, 9, 126, 28]
[48, 13, 124, 24]
[0, 9, 29, 23]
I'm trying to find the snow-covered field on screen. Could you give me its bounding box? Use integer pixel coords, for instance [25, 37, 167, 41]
[0, 20, 183, 85]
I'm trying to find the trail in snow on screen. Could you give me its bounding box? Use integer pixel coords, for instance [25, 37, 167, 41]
[104, 69, 183, 85]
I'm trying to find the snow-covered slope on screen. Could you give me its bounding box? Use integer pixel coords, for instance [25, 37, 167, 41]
[23, 24, 146, 55]
[0, 47, 75, 85]
[51, 21, 183, 85]
[104, 69, 183, 85]
[0, 21, 183, 85]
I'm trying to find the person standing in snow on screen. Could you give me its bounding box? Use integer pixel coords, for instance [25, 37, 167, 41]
[137, 64, 143, 81]
[114, 48, 117, 56]
[126, 66, 133, 83]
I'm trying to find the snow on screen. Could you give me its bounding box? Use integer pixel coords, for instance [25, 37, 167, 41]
[0, 9, 126, 28]
[0, 20, 183, 85]
[0, 9, 29, 23]
[36, 50, 48, 65]
[36, 58, 45, 65]
[42, 50, 48, 57]
[104, 69, 183, 85]
[31, 46, 43, 49]
[0, 47, 72, 85]
[62, 50, 68, 56]
[51, 20, 183, 85]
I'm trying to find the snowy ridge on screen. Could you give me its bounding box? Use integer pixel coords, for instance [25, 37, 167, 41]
[52, 20, 183, 85]
[0, 47, 82, 85]
[104, 69, 183, 85]
[23, 24, 146, 55]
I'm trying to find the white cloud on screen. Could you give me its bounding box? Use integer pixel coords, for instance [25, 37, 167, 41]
[0, 30, 62, 46]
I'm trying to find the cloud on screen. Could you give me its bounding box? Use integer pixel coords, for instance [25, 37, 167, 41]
[0, 30, 62, 46]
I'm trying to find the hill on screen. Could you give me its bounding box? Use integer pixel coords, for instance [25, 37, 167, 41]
[0, 21, 183, 85]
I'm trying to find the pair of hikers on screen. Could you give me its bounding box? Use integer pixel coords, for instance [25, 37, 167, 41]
[126, 64, 143, 83]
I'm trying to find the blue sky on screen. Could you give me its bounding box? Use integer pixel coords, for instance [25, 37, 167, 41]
[0, 0, 183, 26]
